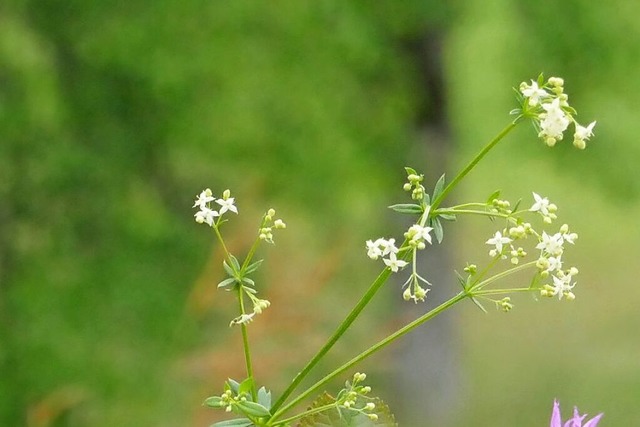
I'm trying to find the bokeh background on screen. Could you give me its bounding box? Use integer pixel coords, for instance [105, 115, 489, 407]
[2, 1, 639, 426]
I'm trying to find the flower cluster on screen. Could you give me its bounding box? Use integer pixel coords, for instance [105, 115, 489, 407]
[550, 400, 603, 427]
[336, 373, 378, 422]
[193, 188, 238, 226]
[482, 192, 580, 302]
[366, 220, 435, 303]
[519, 76, 596, 149]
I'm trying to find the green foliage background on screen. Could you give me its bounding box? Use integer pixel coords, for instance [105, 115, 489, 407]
[1, 1, 639, 426]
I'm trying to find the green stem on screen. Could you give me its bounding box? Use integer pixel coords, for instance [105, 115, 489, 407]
[237, 287, 256, 401]
[269, 266, 393, 413]
[268, 291, 468, 424]
[471, 260, 537, 292]
[271, 403, 338, 426]
[434, 208, 509, 219]
[431, 121, 519, 211]
[472, 287, 537, 296]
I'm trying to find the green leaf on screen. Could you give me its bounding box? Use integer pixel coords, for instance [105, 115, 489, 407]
[223, 260, 237, 277]
[236, 400, 271, 417]
[454, 270, 467, 290]
[238, 377, 255, 396]
[486, 189, 501, 205]
[226, 379, 240, 394]
[431, 174, 446, 202]
[437, 213, 456, 221]
[229, 254, 241, 272]
[431, 217, 444, 244]
[241, 277, 255, 287]
[509, 108, 522, 116]
[470, 296, 488, 313]
[245, 259, 264, 275]
[218, 278, 237, 289]
[404, 166, 417, 176]
[512, 198, 522, 213]
[257, 387, 272, 409]
[388, 203, 423, 214]
[297, 393, 397, 427]
[204, 396, 224, 408]
[210, 418, 253, 427]
[536, 72, 545, 87]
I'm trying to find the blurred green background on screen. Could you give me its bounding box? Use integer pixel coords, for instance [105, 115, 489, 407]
[1, 1, 639, 426]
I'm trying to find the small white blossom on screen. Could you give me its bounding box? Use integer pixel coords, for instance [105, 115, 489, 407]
[194, 207, 219, 226]
[229, 312, 255, 326]
[383, 253, 408, 273]
[366, 240, 383, 260]
[405, 224, 433, 245]
[216, 197, 238, 215]
[530, 192, 551, 216]
[573, 121, 596, 149]
[536, 232, 564, 257]
[193, 188, 215, 209]
[550, 274, 576, 300]
[521, 80, 549, 106]
[486, 231, 512, 255]
[538, 98, 571, 145]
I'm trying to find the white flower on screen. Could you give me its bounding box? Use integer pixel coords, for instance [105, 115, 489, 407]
[486, 231, 512, 255]
[383, 253, 408, 273]
[573, 121, 596, 149]
[521, 80, 548, 106]
[229, 312, 255, 326]
[538, 98, 570, 143]
[216, 197, 238, 215]
[550, 274, 576, 300]
[530, 192, 551, 215]
[536, 232, 564, 257]
[366, 240, 383, 260]
[194, 207, 219, 226]
[406, 224, 433, 245]
[193, 188, 215, 209]
[380, 238, 399, 256]
[546, 256, 563, 273]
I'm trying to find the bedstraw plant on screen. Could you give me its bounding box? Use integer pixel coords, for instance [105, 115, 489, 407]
[192, 74, 599, 426]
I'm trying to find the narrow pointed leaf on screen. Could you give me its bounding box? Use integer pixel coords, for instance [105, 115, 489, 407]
[431, 217, 444, 244]
[388, 204, 423, 214]
[236, 400, 271, 417]
[486, 190, 501, 205]
[245, 259, 264, 275]
[210, 419, 253, 427]
[257, 387, 272, 409]
[217, 278, 237, 289]
[431, 174, 446, 201]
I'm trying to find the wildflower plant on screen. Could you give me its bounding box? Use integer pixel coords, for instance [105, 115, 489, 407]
[193, 75, 598, 426]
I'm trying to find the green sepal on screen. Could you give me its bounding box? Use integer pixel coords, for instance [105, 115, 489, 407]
[217, 278, 237, 289]
[244, 259, 263, 275]
[388, 204, 423, 214]
[210, 418, 253, 427]
[431, 217, 444, 244]
[236, 400, 271, 417]
[431, 173, 446, 202]
[204, 396, 224, 408]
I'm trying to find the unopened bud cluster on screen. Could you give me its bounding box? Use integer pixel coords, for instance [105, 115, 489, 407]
[403, 172, 426, 201]
[336, 373, 378, 421]
[518, 75, 596, 149]
[260, 208, 286, 244]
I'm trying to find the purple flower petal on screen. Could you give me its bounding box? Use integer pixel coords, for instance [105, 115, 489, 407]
[551, 400, 562, 427]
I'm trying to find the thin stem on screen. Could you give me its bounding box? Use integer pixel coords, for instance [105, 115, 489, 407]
[240, 215, 269, 272]
[268, 291, 468, 424]
[271, 403, 338, 426]
[472, 287, 537, 296]
[431, 121, 520, 211]
[471, 260, 537, 292]
[269, 207, 428, 414]
[237, 287, 256, 400]
[434, 208, 509, 219]
[269, 266, 393, 413]
[212, 224, 233, 262]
